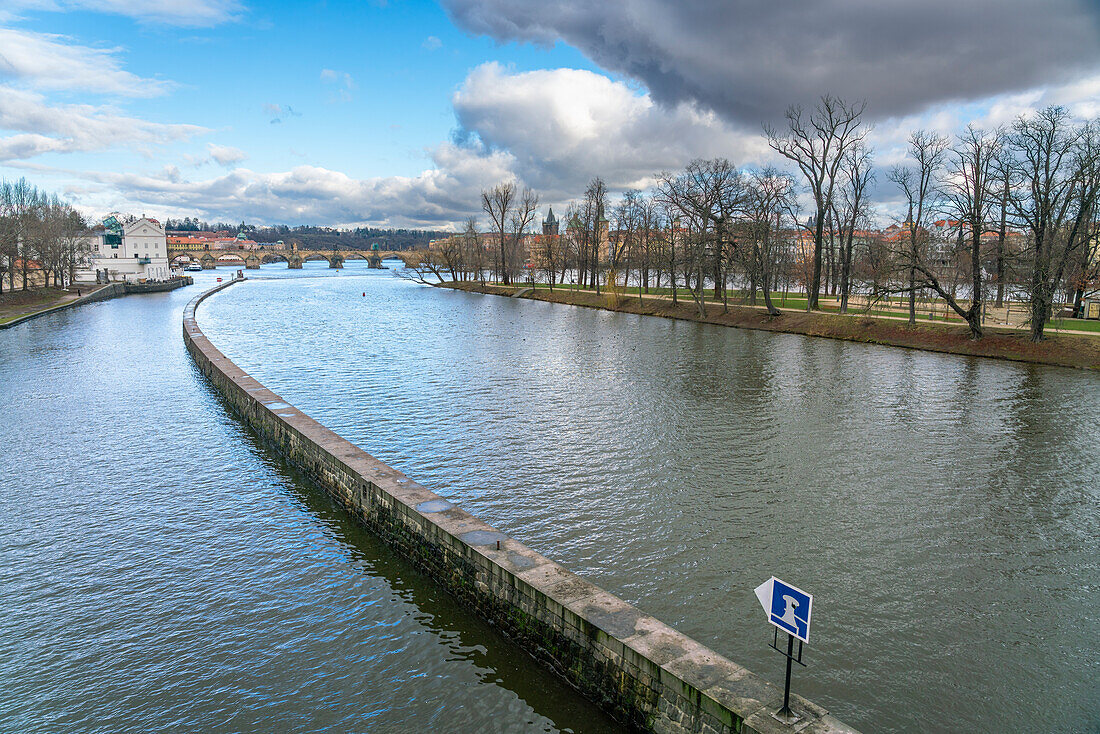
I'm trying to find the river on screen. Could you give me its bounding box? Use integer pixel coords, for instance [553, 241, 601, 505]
[3, 260, 1098, 733]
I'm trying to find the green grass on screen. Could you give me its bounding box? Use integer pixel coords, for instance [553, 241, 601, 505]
[1048, 318, 1100, 333]
[511, 282, 1100, 332]
[520, 283, 966, 321]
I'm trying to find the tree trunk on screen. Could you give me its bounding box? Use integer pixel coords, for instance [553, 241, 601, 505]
[809, 208, 824, 310]
[995, 180, 1008, 308]
[840, 233, 853, 314]
[908, 267, 916, 325]
[969, 224, 983, 339]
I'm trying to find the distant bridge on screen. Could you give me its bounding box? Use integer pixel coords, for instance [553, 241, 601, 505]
[169, 249, 413, 270]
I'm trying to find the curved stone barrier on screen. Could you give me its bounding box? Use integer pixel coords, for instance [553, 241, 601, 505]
[183, 279, 859, 734]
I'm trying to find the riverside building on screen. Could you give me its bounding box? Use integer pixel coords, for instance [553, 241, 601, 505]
[77, 216, 171, 283]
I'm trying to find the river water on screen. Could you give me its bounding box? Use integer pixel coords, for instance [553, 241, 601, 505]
[3, 261, 1098, 733]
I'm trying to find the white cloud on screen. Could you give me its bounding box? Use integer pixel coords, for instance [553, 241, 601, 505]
[0, 86, 206, 160]
[866, 71, 1100, 170]
[453, 63, 768, 196]
[4, 0, 242, 26]
[38, 142, 515, 227]
[9, 38, 1100, 230]
[207, 143, 247, 166]
[38, 65, 771, 225]
[422, 35, 442, 51]
[0, 27, 169, 96]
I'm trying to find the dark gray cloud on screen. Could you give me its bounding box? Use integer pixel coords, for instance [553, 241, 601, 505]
[441, 0, 1100, 124]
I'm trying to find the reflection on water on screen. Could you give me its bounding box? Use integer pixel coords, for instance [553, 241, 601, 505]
[197, 262, 1100, 733]
[0, 264, 618, 734]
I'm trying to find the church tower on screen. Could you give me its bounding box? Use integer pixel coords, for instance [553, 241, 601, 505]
[542, 207, 559, 236]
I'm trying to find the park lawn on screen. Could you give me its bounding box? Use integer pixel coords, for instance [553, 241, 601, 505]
[1048, 318, 1100, 333]
[515, 282, 1100, 332]
[0, 287, 72, 323]
[524, 283, 962, 323]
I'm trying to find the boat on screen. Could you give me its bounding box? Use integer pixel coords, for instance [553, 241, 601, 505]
[184, 263, 202, 272]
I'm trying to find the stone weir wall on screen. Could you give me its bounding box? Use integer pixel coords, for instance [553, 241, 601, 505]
[183, 279, 858, 734]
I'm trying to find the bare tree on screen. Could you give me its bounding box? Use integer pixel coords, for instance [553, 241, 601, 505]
[580, 178, 608, 293]
[0, 179, 46, 291]
[1009, 108, 1100, 340]
[482, 182, 515, 284]
[460, 217, 486, 284]
[744, 167, 797, 316]
[656, 159, 744, 317]
[611, 190, 642, 300]
[989, 144, 1019, 308]
[766, 95, 868, 310]
[507, 187, 539, 283]
[834, 143, 874, 313]
[942, 125, 1001, 337]
[399, 249, 447, 284]
[434, 235, 463, 282]
[888, 130, 949, 326]
[636, 194, 660, 299]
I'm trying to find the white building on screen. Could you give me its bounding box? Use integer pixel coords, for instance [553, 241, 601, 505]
[77, 217, 172, 283]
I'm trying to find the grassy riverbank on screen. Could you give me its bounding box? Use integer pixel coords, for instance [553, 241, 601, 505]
[0, 287, 79, 325]
[443, 281, 1100, 370]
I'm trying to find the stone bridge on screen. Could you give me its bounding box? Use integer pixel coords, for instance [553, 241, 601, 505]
[170, 249, 410, 270]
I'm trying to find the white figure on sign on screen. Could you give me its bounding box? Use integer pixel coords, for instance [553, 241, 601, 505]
[754, 576, 813, 644]
[777, 594, 800, 630]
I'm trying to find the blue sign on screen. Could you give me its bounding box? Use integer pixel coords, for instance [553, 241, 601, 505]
[754, 576, 813, 643]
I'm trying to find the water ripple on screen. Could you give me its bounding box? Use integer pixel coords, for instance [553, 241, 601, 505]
[197, 264, 1100, 734]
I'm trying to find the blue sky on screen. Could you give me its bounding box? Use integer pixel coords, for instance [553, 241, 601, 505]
[39, 0, 599, 179]
[2, 0, 1098, 228]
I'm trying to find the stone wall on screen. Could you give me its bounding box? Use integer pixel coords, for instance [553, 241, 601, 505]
[183, 280, 858, 734]
[124, 276, 193, 294]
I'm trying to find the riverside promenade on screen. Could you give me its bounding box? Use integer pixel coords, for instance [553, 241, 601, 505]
[184, 277, 859, 734]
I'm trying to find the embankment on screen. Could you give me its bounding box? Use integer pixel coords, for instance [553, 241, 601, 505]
[444, 282, 1100, 371]
[1, 276, 194, 330]
[184, 279, 857, 734]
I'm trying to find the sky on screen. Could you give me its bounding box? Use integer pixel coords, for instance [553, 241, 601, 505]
[2, 0, 1099, 230]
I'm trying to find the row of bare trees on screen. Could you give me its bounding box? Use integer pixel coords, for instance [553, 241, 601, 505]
[411, 99, 1099, 342]
[884, 108, 1100, 340]
[0, 178, 90, 294]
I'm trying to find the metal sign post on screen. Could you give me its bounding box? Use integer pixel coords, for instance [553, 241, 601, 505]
[754, 577, 813, 724]
[769, 625, 806, 721]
